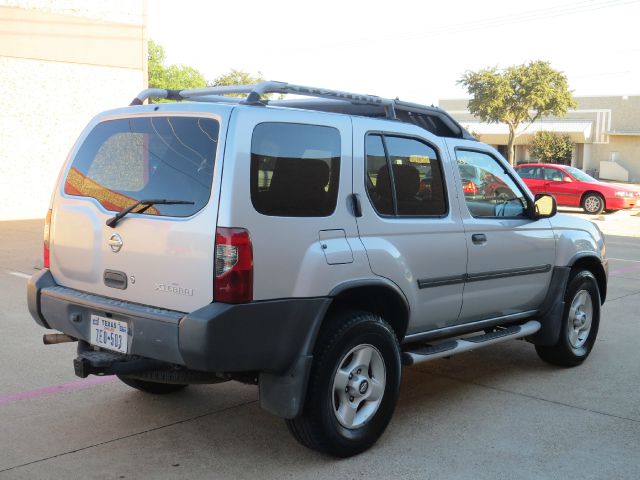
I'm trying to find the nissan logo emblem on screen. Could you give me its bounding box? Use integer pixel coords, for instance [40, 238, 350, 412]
[108, 233, 123, 253]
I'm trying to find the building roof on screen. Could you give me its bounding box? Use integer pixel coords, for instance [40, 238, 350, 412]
[460, 121, 593, 143]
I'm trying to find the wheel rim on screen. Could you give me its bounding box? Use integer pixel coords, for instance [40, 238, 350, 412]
[584, 195, 601, 213]
[567, 289, 593, 348]
[332, 344, 386, 429]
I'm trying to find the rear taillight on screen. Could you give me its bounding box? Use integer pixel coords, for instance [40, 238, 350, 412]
[463, 181, 478, 195]
[43, 209, 52, 269]
[214, 227, 253, 303]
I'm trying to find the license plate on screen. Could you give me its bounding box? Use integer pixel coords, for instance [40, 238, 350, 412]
[90, 315, 129, 354]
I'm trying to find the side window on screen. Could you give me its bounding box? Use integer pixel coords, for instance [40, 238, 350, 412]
[516, 166, 541, 179]
[544, 168, 564, 182]
[366, 135, 393, 215]
[530, 167, 543, 179]
[365, 134, 447, 217]
[250, 123, 340, 217]
[456, 150, 529, 218]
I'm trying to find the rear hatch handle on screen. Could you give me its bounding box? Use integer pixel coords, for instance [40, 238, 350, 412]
[106, 199, 194, 228]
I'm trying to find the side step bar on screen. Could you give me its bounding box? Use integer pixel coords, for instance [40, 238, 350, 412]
[402, 320, 541, 366]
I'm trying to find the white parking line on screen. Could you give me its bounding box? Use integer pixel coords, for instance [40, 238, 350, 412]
[7, 271, 31, 279]
[608, 257, 640, 263]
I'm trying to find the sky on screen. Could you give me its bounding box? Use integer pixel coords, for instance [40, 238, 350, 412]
[147, 0, 640, 106]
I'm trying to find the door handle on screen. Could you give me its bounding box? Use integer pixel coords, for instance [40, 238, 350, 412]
[350, 193, 363, 217]
[472, 233, 487, 244]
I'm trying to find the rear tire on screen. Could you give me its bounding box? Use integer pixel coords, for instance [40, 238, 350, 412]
[535, 270, 600, 367]
[581, 193, 605, 214]
[286, 310, 401, 457]
[117, 375, 188, 394]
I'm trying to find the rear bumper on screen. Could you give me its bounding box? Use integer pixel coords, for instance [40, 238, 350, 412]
[27, 269, 330, 374]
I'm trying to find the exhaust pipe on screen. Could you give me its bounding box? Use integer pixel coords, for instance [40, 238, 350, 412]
[43, 333, 77, 345]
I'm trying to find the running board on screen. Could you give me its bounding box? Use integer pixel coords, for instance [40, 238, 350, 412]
[402, 320, 541, 366]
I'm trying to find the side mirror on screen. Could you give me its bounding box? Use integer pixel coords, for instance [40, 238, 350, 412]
[563, 176, 572, 182]
[533, 193, 557, 219]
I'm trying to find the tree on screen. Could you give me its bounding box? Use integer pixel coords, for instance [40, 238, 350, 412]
[530, 131, 575, 165]
[212, 69, 264, 89]
[147, 39, 207, 91]
[211, 69, 273, 98]
[458, 61, 576, 165]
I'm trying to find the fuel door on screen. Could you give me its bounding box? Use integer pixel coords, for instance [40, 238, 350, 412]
[319, 229, 354, 265]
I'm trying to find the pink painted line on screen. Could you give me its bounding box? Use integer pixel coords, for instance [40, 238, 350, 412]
[0, 376, 115, 407]
[609, 264, 640, 276]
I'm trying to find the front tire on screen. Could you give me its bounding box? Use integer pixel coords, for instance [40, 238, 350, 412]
[286, 310, 401, 457]
[582, 193, 605, 214]
[535, 270, 600, 367]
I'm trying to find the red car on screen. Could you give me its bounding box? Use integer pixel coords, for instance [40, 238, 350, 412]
[515, 163, 640, 214]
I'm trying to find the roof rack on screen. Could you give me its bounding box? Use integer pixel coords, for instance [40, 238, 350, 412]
[130, 81, 396, 116]
[129, 81, 474, 140]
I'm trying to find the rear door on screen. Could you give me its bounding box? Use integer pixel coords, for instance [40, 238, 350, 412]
[516, 165, 545, 195]
[50, 107, 230, 312]
[216, 106, 363, 302]
[352, 117, 467, 334]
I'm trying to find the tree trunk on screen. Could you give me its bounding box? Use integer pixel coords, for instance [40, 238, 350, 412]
[507, 126, 517, 166]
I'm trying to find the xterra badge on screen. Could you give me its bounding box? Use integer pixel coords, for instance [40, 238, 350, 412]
[155, 283, 194, 296]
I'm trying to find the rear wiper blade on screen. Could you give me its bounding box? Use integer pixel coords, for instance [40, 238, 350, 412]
[106, 199, 195, 228]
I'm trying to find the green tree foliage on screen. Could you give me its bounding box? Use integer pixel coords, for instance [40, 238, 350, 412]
[530, 131, 575, 165]
[211, 69, 271, 98]
[212, 69, 265, 89]
[458, 61, 576, 165]
[147, 39, 207, 91]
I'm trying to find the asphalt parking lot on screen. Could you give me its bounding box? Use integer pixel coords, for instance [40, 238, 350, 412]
[1, 215, 639, 479]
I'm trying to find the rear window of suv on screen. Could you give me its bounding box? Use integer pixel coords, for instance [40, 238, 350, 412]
[64, 116, 219, 217]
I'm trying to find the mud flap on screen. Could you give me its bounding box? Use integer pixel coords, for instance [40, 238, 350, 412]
[526, 266, 570, 346]
[259, 355, 313, 419]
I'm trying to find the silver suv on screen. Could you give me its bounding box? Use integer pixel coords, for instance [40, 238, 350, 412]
[27, 82, 608, 457]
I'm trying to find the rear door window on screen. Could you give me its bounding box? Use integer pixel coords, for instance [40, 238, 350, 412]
[517, 166, 543, 179]
[250, 123, 340, 217]
[65, 116, 219, 217]
[365, 134, 447, 217]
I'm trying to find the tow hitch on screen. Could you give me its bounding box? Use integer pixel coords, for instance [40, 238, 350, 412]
[73, 341, 169, 378]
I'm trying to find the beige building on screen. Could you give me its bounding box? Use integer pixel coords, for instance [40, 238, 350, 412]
[439, 95, 640, 183]
[0, 1, 147, 220]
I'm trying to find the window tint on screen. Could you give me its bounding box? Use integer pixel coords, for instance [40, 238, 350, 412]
[544, 167, 565, 182]
[517, 166, 543, 179]
[456, 150, 528, 218]
[65, 117, 218, 217]
[366, 135, 393, 215]
[366, 134, 446, 216]
[251, 123, 340, 217]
